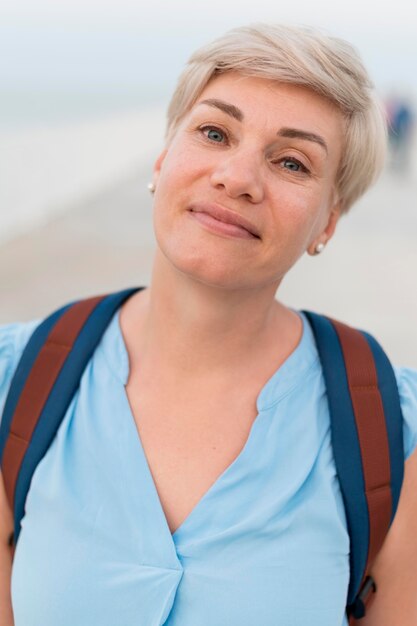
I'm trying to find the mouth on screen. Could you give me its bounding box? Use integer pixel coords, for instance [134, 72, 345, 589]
[188, 203, 261, 240]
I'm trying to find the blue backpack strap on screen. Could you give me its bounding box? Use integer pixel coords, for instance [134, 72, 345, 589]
[0, 287, 141, 547]
[303, 311, 404, 621]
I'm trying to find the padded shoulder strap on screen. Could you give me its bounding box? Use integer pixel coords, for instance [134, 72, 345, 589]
[0, 287, 141, 546]
[303, 312, 404, 621]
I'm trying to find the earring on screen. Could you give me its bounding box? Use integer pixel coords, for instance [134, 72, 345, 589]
[314, 242, 325, 254]
[147, 182, 156, 194]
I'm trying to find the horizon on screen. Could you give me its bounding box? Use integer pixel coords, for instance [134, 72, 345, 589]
[1, 1, 416, 130]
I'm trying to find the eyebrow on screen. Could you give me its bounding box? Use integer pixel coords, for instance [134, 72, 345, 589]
[197, 98, 328, 154]
[198, 98, 244, 122]
[278, 127, 328, 154]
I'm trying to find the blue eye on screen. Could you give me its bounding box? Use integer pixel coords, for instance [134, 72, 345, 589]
[201, 126, 226, 143]
[283, 158, 302, 171]
[208, 129, 223, 142]
[277, 157, 309, 174]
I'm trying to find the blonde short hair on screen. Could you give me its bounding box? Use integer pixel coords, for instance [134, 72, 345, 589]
[165, 24, 387, 213]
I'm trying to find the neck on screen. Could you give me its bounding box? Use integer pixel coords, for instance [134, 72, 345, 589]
[123, 250, 301, 377]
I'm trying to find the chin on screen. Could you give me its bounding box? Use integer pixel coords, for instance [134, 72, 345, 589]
[169, 248, 244, 289]
[155, 239, 278, 292]
[153, 215, 283, 291]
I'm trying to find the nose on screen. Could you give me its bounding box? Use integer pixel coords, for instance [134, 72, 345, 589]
[209, 148, 265, 203]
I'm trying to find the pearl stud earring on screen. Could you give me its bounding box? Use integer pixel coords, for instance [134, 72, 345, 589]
[147, 182, 156, 194]
[315, 242, 325, 254]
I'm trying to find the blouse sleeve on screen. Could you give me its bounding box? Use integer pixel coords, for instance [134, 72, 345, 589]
[394, 366, 417, 461]
[0, 320, 41, 428]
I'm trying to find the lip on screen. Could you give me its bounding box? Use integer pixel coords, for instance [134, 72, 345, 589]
[188, 203, 261, 239]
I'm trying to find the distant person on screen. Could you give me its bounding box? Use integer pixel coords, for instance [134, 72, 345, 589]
[387, 95, 415, 172]
[1, 23, 417, 626]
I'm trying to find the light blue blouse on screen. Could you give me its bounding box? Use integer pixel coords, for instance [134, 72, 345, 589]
[1, 311, 417, 626]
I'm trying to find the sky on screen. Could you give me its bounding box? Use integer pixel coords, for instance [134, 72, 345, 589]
[1, 0, 416, 126]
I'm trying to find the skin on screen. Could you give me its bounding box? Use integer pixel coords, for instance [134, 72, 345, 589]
[120, 74, 344, 541]
[152, 73, 342, 293]
[1, 72, 416, 625]
[126, 72, 417, 626]
[0, 471, 13, 625]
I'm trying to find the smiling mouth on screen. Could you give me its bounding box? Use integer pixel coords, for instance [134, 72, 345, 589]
[189, 210, 260, 240]
[188, 204, 261, 240]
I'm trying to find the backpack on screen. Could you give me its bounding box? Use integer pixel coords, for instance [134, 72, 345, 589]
[0, 287, 405, 623]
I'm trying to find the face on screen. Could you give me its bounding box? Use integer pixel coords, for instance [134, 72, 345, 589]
[152, 72, 344, 291]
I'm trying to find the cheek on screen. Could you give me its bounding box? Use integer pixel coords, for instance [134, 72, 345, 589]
[153, 144, 214, 234]
[270, 186, 325, 241]
[152, 157, 189, 226]
[158, 141, 207, 189]
[152, 148, 199, 240]
[259, 186, 330, 272]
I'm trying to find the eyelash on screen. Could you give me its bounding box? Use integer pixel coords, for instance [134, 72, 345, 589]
[198, 125, 310, 175]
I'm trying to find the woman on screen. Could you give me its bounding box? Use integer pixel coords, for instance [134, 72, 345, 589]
[1, 23, 416, 626]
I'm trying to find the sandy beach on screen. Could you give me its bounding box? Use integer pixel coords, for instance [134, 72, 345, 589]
[1, 155, 416, 368]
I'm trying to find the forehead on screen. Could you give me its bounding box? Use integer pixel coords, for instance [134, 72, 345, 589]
[191, 72, 345, 152]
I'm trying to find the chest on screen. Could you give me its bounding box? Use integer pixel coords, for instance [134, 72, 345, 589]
[15, 362, 350, 626]
[124, 382, 259, 534]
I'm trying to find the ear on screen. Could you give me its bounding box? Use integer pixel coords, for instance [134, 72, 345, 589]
[152, 148, 168, 187]
[307, 202, 341, 256]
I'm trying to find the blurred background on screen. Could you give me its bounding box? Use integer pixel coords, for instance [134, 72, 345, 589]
[1, 0, 416, 365]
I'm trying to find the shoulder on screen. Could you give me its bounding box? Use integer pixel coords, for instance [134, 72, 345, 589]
[0, 319, 41, 424]
[394, 366, 417, 460]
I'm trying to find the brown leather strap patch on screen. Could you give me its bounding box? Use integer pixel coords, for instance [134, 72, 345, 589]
[2, 295, 105, 511]
[331, 319, 392, 579]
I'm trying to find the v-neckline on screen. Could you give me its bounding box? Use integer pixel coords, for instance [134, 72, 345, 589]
[102, 307, 315, 544]
[120, 383, 264, 541]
